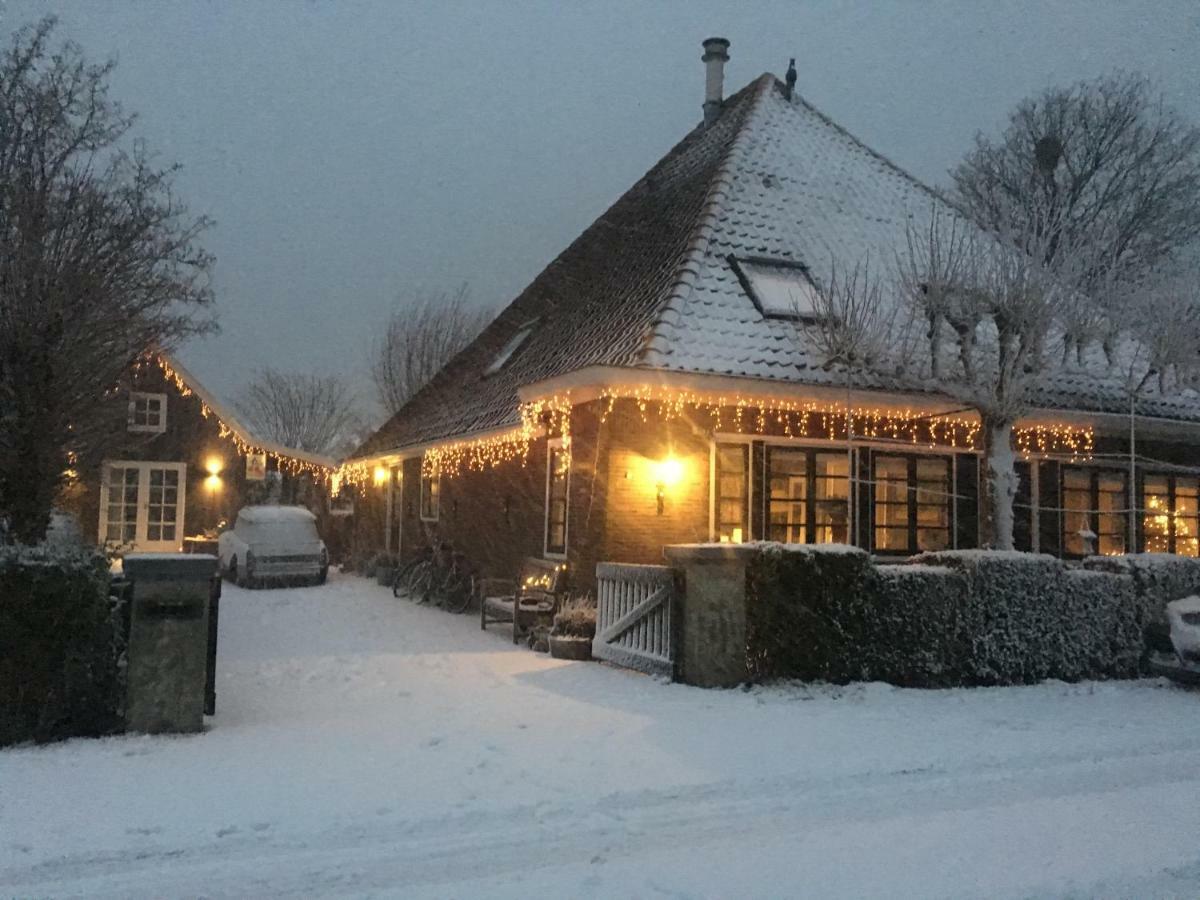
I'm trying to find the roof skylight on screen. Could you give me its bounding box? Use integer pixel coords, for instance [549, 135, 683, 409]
[731, 257, 822, 320]
[483, 319, 538, 376]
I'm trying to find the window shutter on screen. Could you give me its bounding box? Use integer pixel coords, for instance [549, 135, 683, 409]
[1038, 460, 1061, 557]
[954, 454, 979, 549]
[750, 441, 767, 540]
[1012, 460, 1032, 551]
[855, 447, 872, 550]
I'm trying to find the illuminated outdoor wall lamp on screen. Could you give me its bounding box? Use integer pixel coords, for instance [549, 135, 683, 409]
[373, 465, 389, 487]
[204, 455, 223, 491]
[654, 457, 683, 516]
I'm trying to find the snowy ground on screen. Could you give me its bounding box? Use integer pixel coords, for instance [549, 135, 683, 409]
[3, 573, 1200, 899]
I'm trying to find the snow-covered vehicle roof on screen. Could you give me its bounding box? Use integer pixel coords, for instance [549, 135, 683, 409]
[236, 506, 318, 525]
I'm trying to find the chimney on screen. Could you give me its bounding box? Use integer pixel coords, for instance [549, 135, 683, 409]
[701, 37, 730, 126]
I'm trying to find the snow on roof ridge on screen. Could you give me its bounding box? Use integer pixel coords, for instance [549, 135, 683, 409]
[238, 505, 318, 523]
[641, 73, 777, 367]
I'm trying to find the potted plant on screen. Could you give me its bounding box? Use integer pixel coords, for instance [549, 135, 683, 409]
[548, 598, 596, 661]
[373, 552, 397, 586]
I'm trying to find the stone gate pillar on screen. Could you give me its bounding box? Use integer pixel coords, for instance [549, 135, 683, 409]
[663, 544, 755, 687]
[123, 554, 218, 734]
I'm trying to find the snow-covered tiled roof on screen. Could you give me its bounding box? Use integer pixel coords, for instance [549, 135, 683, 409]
[646, 76, 1200, 422]
[355, 73, 1200, 459]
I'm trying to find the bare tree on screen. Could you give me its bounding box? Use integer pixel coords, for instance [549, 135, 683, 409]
[235, 368, 362, 457]
[0, 18, 214, 543]
[953, 72, 1200, 288]
[371, 284, 492, 414]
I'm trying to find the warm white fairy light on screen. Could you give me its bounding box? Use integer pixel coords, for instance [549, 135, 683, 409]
[357, 385, 1094, 484]
[147, 355, 337, 484]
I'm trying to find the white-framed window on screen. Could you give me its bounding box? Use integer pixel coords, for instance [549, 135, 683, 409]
[98, 460, 187, 552]
[483, 319, 538, 377]
[711, 441, 751, 543]
[420, 457, 440, 521]
[544, 439, 570, 557]
[127, 392, 168, 433]
[730, 256, 822, 320]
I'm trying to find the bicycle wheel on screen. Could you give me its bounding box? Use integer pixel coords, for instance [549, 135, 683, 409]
[439, 569, 473, 614]
[410, 562, 437, 603]
[392, 558, 418, 598]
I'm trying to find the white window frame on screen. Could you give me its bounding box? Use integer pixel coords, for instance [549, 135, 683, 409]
[709, 432, 966, 547]
[709, 437, 754, 543]
[543, 438, 570, 559]
[420, 458, 440, 522]
[98, 460, 187, 552]
[127, 391, 168, 434]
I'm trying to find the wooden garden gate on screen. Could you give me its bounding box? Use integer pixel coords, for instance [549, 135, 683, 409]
[593, 562, 676, 678]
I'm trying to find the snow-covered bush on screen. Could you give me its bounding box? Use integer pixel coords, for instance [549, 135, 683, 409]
[745, 546, 1145, 687]
[0, 544, 126, 746]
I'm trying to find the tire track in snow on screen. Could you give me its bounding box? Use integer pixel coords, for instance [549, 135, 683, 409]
[7, 740, 1200, 898]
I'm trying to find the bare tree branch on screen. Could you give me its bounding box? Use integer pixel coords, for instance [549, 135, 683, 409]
[235, 368, 363, 458]
[370, 283, 492, 415]
[0, 18, 214, 542]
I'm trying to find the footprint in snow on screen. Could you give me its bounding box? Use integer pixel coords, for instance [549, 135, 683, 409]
[424, 736, 444, 748]
[251, 822, 272, 832]
[125, 826, 162, 836]
[215, 826, 239, 838]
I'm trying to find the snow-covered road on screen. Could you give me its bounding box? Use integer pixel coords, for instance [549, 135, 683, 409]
[4, 572, 1200, 898]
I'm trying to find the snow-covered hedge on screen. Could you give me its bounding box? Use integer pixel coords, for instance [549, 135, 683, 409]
[1081, 554, 1200, 653]
[745, 546, 1147, 687]
[0, 544, 126, 746]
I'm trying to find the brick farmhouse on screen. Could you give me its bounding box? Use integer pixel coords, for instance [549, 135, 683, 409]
[349, 43, 1200, 591]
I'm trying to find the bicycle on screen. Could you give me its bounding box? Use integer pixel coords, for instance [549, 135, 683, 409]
[392, 541, 474, 614]
[392, 545, 432, 599]
[427, 543, 474, 613]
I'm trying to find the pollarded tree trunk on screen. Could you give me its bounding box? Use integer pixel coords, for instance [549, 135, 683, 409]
[979, 417, 1017, 551]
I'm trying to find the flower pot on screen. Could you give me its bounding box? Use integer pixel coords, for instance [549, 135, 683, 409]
[548, 634, 593, 661]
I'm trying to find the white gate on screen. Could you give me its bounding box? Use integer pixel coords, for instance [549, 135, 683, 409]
[593, 563, 676, 678]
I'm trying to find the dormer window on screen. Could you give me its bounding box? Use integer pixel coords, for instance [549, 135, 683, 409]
[483, 319, 538, 377]
[128, 392, 167, 433]
[730, 256, 822, 320]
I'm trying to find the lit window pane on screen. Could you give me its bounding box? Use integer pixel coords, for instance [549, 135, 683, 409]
[1143, 476, 1171, 554]
[813, 453, 849, 543]
[768, 448, 807, 544]
[715, 445, 748, 542]
[1176, 479, 1199, 557]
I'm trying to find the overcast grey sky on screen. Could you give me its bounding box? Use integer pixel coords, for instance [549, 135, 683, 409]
[5, 1, 1199, 417]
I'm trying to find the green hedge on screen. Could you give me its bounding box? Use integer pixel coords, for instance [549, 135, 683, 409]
[745, 547, 1150, 687]
[0, 545, 126, 746]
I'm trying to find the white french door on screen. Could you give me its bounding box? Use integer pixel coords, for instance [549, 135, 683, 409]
[99, 461, 187, 552]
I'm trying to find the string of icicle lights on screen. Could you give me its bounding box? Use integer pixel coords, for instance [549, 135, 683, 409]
[383, 386, 1094, 481]
[146, 355, 337, 482]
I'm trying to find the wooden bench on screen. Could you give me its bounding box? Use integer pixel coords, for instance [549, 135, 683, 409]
[479, 557, 568, 644]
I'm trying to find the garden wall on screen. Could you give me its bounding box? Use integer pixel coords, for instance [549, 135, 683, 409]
[741, 546, 1194, 687]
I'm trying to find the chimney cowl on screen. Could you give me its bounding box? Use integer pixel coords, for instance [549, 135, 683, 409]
[701, 37, 730, 127]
